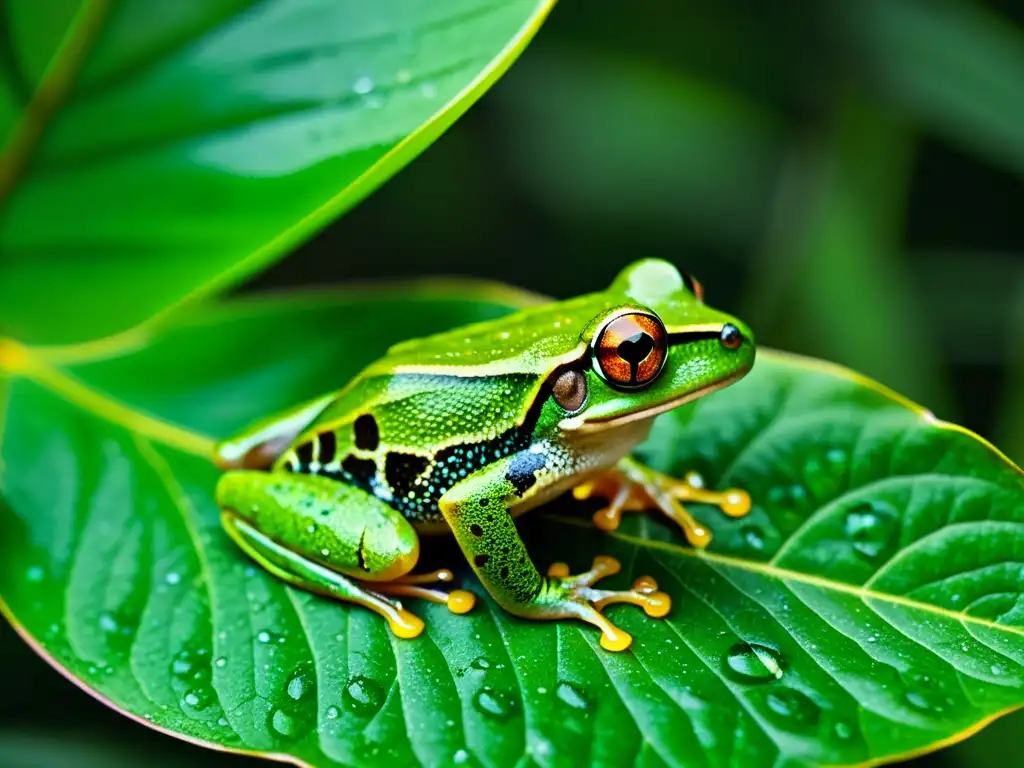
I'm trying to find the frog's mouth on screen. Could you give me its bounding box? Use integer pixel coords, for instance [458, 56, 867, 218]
[558, 366, 751, 433]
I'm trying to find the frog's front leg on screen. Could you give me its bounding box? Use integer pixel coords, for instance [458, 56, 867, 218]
[217, 470, 475, 639]
[573, 456, 751, 548]
[439, 449, 670, 652]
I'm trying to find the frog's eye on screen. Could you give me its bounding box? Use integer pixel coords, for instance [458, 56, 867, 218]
[551, 368, 588, 412]
[593, 311, 668, 389]
[681, 271, 705, 303]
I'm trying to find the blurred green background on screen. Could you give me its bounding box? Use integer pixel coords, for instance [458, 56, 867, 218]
[4, 0, 1023, 765]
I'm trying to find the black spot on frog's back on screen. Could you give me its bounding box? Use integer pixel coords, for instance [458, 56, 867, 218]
[506, 450, 546, 497]
[354, 414, 379, 451]
[385, 452, 431, 498]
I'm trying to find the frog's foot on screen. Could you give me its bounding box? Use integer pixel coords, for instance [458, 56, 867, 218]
[222, 512, 429, 639]
[363, 568, 476, 616]
[536, 555, 671, 652]
[573, 460, 750, 548]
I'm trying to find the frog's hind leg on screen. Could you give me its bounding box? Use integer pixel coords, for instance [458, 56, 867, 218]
[221, 512, 426, 638]
[573, 456, 751, 548]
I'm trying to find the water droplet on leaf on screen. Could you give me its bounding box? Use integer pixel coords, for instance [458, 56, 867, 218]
[271, 709, 297, 737]
[843, 502, 899, 561]
[473, 687, 519, 721]
[343, 676, 384, 716]
[555, 681, 590, 711]
[724, 642, 785, 683]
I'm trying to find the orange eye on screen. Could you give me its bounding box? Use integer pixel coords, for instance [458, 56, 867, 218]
[593, 311, 668, 389]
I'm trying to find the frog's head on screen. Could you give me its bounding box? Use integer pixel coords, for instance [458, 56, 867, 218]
[552, 259, 755, 432]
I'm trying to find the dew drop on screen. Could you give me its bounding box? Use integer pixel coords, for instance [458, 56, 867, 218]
[171, 650, 194, 678]
[287, 673, 308, 701]
[180, 687, 213, 716]
[470, 656, 491, 671]
[764, 689, 820, 729]
[257, 631, 271, 644]
[724, 642, 785, 683]
[834, 721, 852, 740]
[473, 687, 519, 721]
[555, 681, 590, 711]
[217, 717, 229, 727]
[353, 76, 373, 94]
[99, 613, 119, 633]
[326, 705, 340, 720]
[343, 675, 385, 716]
[165, 571, 181, 585]
[453, 749, 470, 764]
[25, 565, 44, 582]
[991, 665, 1003, 676]
[271, 708, 297, 737]
[742, 526, 765, 552]
[843, 502, 899, 561]
[215, 657, 227, 668]
[902, 673, 946, 713]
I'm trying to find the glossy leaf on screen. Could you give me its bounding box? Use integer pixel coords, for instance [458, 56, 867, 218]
[0, 0, 553, 344]
[1, 287, 1023, 768]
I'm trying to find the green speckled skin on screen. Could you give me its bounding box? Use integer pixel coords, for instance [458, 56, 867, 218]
[214, 260, 756, 637]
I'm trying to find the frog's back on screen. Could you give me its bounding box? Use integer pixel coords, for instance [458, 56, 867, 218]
[376, 290, 619, 376]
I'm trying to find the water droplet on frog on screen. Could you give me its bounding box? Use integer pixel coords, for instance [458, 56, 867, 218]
[764, 689, 820, 729]
[724, 642, 785, 683]
[287, 673, 308, 700]
[843, 502, 899, 561]
[834, 721, 852, 740]
[165, 571, 181, 585]
[99, 613, 119, 632]
[217, 717, 229, 727]
[271, 708, 297, 737]
[555, 681, 590, 711]
[25, 565, 44, 582]
[453, 749, 470, 764]
[473, 687, 519, 721]
[742, 526, 765, 552]
[343, 675, 384, 716]
[470, 656, 491, 671]
[215, 657, 227, 668]
[326, 705, 340, 720]
[353, 76, 373, 94]
[991, 665, 1003, 676]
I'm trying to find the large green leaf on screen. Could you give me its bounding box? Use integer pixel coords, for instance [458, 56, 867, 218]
[0, 0, 554, 344]
[1, 286, 1022, 768]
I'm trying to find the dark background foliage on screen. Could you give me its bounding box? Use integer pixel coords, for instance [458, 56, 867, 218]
[4, 0, 1023, 765]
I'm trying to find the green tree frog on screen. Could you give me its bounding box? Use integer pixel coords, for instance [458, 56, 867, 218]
[213, 260, 755, 651]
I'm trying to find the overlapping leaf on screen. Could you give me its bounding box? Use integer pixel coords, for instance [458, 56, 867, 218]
[0, 0, 553, 343]
[1, 287, 1021, 767]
